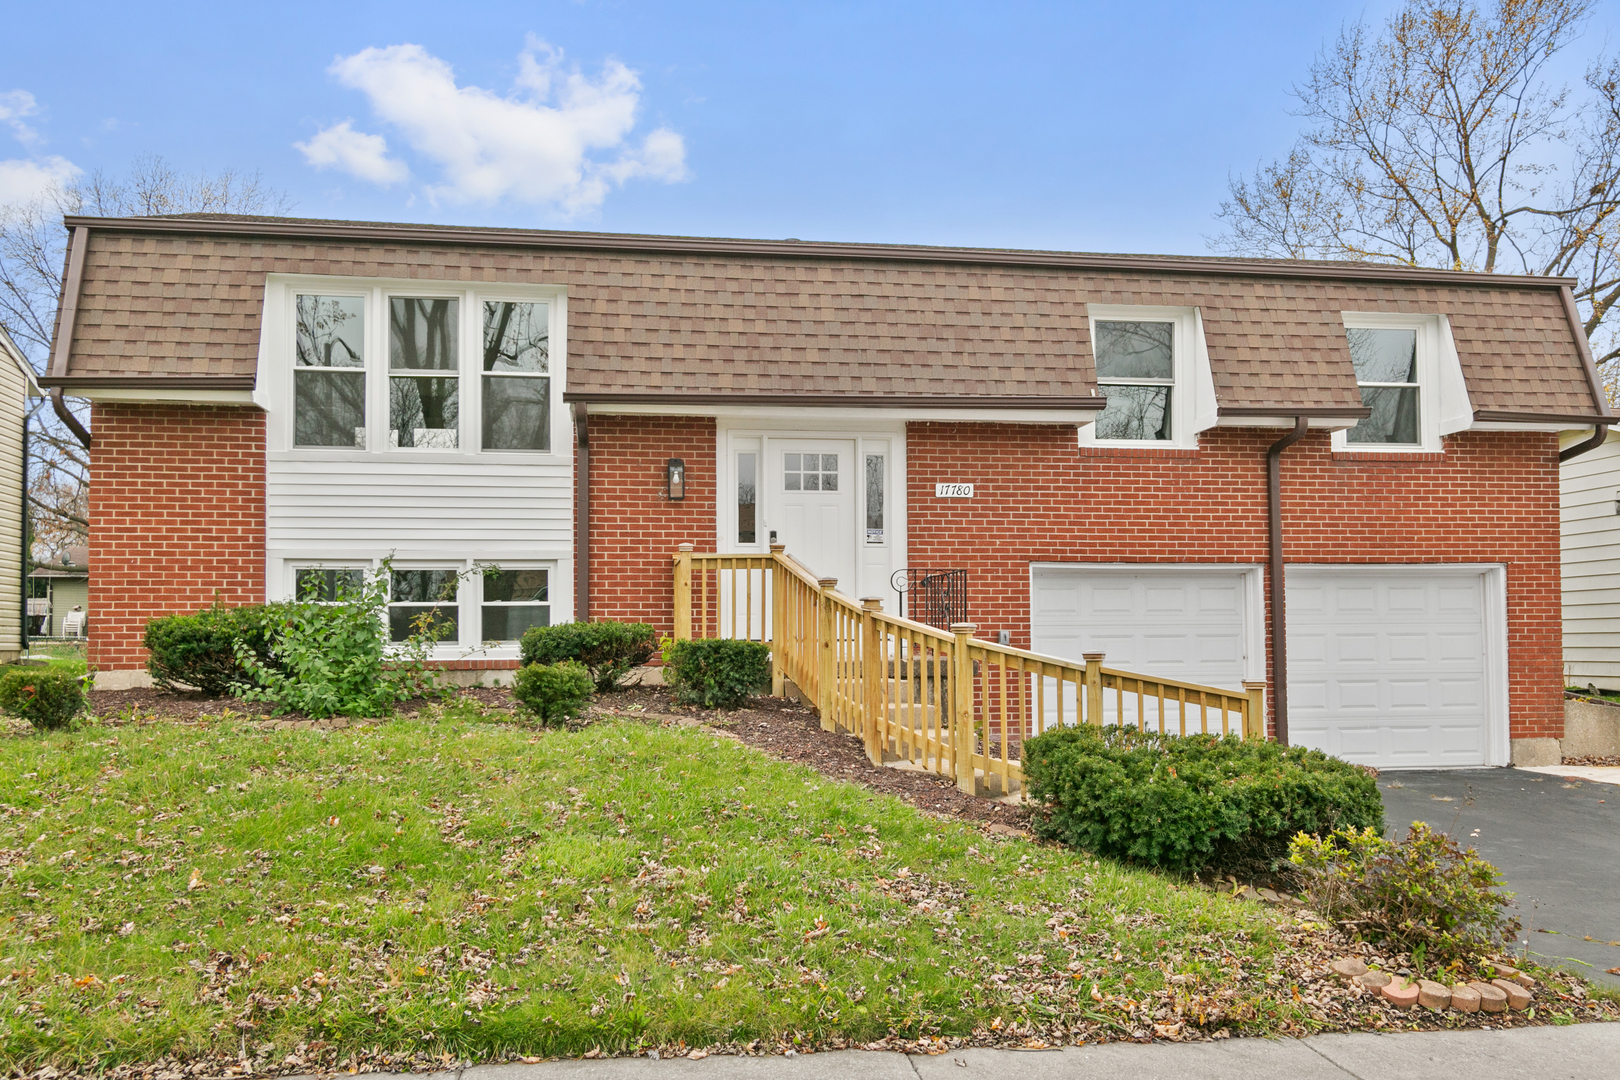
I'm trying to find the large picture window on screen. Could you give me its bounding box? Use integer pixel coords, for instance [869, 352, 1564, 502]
[279, 279, 561, 457]
[294, 294, 367, 447]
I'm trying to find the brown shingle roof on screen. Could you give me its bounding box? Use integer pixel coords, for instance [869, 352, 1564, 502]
[48, 215, 1607, 420]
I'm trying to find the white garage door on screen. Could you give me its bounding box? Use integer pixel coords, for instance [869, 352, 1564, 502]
[1029, 565, 1254, 689]
[1287, 566, 1498, 769]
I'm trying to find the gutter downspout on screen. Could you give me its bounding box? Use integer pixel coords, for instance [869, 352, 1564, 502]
[49, 225, 92, 449]
[573, 402, 590, 622]
[1266, 416, 1310, 745]
[1559, 424, 1610, 462]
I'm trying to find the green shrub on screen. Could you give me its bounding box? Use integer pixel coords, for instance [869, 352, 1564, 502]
[519, 621, 656, 691]
[234, 559, 456, 719]
[1290, 823, 1520, 970]
[1021, 725, 1383, 877]
[512, 661, 596, 725]
[143, 603, 280, 695]
[662, 638, 771, 709]
[0, 667, 87, 730]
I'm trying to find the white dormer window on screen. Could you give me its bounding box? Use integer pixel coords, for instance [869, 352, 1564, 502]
[1081, 305, 1216, 450]
[1334, 313, 1471, 453]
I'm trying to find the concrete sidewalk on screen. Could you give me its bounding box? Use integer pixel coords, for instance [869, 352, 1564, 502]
[351, 1023, 1619, 1080]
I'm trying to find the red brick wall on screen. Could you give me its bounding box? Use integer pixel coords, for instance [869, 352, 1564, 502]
[89, 404, 266, 671]
[905, 423, 1562, 741]
[586, 415, 717, 635]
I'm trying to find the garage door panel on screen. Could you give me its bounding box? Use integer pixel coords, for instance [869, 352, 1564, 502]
[1288, 567, 1491, 769]
[1030, 567, 1250, 691]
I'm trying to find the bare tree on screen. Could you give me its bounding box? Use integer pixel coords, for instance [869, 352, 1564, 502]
[1211, 0, 1620, 392]
[0, 155, 291, 564]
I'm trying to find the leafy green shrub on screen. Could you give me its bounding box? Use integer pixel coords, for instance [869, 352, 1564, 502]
[512, 661, 595, 725]
[142, 603, 280, 695]
[662, 639, 771, 709]
[0, 668, 87, 730]
[1021, 725, 1383, 876]
[1290, 823, 1520, 970]
[519, 621, 656, 691]
[234, 559, 454, 719]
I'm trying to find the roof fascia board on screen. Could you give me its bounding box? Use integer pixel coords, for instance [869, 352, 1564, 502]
[564, 392, 1107, 409]
[1559, 285, 1615, 418]
[580, 401, 1100, 425]
[61, 215, 1581, 290]
[40, 376, 257, 391]
[1472, 408, 1617, 425]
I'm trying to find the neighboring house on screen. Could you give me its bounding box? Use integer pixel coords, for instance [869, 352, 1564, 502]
[39, 214, 1614, 770]
[1561, 427, 1620, 690]
[0, 326, 41, 662]
[27, 544, 89, 638]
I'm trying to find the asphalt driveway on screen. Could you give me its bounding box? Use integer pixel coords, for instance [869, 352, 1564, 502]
[1379, 768, 1620, 987]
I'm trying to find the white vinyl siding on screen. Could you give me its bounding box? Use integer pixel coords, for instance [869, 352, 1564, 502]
[1562, 430, 1620, 688]
[0, 341, 28, 660]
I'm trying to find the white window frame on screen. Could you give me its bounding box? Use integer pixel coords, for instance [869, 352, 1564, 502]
[1334, 312, 1454, 454]
[1080, 305, 1208, 450]
[260, 275, 568, 462]
[277, 556, 558, 660]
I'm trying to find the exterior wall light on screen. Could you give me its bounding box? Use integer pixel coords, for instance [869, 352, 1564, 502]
[667, 458, 686, 501]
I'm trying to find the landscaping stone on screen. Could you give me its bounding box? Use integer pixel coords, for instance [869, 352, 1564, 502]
[1331, 957, 1370, 980]
[1380, 975, 1420, 1009]
[1492, 978, 1533, 1010]
[1416, 979, 1451, 1010]
[1450, 983, 1482, 1013]
[1488, 963, 1537, 989]
[1355, 971, 1392, 990]
[1469, 980, 1509, 1012]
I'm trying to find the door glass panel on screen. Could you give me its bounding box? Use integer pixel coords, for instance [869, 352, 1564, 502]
[865, 454, 884, 543]
[738, 453, 757, 544]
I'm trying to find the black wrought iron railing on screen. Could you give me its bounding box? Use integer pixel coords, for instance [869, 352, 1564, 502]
[890, 568, 968, 630]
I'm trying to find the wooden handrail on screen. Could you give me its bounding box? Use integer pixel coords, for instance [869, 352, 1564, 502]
[671, 546, 1267, 799]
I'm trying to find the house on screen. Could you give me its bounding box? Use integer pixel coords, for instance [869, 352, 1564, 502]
[39, 213, 1613, 770]
[0, 325, 41, 663]
[27, 544, 88, 638]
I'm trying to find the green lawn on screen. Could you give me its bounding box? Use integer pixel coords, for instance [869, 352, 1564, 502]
[0, 706, 1309, 1073]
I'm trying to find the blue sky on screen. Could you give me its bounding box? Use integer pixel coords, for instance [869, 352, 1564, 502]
[3, 1, 1618, 255]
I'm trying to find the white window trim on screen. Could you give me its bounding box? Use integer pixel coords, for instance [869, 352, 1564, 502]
[258, 274, 569, 463]
[1334, 312, 1472, 454]
[277, 556, 557, 660]
[1080, 305, 1217, 450]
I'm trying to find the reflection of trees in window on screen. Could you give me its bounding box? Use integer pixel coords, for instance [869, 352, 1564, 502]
[1096, 385, 1172, 441]
[390, 298, 459, 448]
[865, 454, 885, 540]
[738, 452, 756, 544]
[1345, 328, 1419, 444]
[482, 301, 549, 451]
[294, 294, 365, 447]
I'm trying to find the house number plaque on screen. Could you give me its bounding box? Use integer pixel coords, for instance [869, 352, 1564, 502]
[935, 483, 975, 498]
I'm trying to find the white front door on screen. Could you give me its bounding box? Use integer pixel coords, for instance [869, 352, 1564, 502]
[1287, 566, 1499, 768]
[770, 439, 857, 588]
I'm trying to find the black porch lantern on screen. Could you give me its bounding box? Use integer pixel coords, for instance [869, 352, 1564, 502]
[667, 458, 686, 501]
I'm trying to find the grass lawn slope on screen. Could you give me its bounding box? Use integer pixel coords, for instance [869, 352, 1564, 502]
[0, 708, 1541, 1074]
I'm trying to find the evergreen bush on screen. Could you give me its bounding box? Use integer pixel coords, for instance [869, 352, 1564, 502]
[1021, 724, 1383, 876]
[142, 603, 280, 695]
[0, 667, 87, 730]
[519, 621, 656, 691]
[662, 639, 771, 709]
[512, 661, 596, 725]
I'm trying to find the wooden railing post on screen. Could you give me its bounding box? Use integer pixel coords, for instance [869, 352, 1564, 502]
[816, 578, 838, 731]
[950, 623, 977, 795]
[769, 544, 787, 696]
[1083, 652, 1105, 727]
[673, 543, 694, 641]
[860, 598, 884, 765]
[1242, 680, 1268, 740]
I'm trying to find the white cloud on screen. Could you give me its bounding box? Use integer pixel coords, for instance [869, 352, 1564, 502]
[296, 120, 408, 185]
[0, 155, 79, 204]
[312, 38, 687, 212]
[0, 90, 41, 145]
